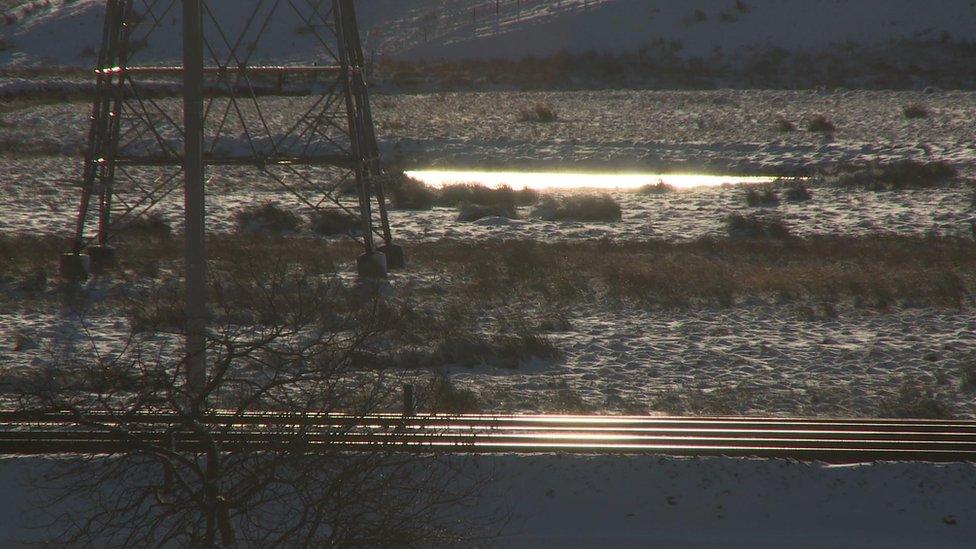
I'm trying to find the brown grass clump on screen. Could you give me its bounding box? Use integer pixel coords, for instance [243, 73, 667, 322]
[388, 173, 437, 210]
[832, 160, 958, 190]
[903, 103, 931, 119]
[636, 181, 676, 195]
[806, 114, 836, 133]
[456, 203, 517, 222]
[421, 236, 974, 309]
[518, 103, 558, 123]
[959, 362, 976, 390]
[726, 213, 791, 239]
[745, 187, 779, 207]
[782, 182, 813, 202]
[533, 194, 622, 222]
[545, 386, 593, 413]
[437, 183, 526, 208]
[877, 383, 954, 419]
[514, 186, 541, 206]
[430, 331, 560, 369]
[310, 209, 359, 236]
[234, 203, 303, 235]
[420, 375, 482, 413]
[3, 234, 974, 314]
[116, 212, 173, 241]
[127, 286, 185, 334]
[773, 116, 796, 133]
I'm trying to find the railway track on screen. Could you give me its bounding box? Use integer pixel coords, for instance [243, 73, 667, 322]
[1, 411, 975, 463]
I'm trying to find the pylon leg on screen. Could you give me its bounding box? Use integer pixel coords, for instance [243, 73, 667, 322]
[88, 245, 117, 274]
[357, 251, 388, 279]
[59, 253, 91, 282]
[378, 243, 405, 270]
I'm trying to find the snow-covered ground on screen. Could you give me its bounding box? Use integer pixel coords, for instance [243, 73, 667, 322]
[2, 89, 973, 241]
[1, 454, 975, 547]
[2, 3, 975, 546]
[6, 90, 975, 171]
[1, 88, 975, 417]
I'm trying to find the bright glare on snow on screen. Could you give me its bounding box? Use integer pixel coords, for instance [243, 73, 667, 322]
[405, 170, 778, 190]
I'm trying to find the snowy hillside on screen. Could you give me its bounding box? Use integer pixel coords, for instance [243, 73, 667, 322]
[1, 0, 974, 67]
[398, 0, 976, 61]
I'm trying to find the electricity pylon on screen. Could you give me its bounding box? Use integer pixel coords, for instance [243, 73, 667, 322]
[60, 0, 401, 281]
[60, 0, 402, 400]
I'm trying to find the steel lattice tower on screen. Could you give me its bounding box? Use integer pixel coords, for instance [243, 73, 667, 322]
[60, 0, 402, 283]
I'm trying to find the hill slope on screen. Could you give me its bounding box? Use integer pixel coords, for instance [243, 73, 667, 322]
[1, 0, 974, 67]
[398, 0, 976, 61]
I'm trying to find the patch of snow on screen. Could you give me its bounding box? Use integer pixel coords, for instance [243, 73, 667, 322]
[1, 454, 975, 547]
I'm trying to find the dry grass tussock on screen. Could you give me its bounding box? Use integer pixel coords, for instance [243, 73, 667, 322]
[903, 103, 931, 119]
[386, 176, 538, 211]
[877, 383, 955, 419]
[517, 103, 558, 123]
[234, 202, 303, 235]
[3, 234, 974, 313]
[826, 160, 958, 191]
[437, 183, 538, 208]
[387, 173, 437, 210]
[409, 236, 975, 309]
[726, 213, 792, 240]
[532, 194, 622, 222]
[806, 114, 836, 133]
[744, 187, 779, 207]
[636, 181, 676, 195]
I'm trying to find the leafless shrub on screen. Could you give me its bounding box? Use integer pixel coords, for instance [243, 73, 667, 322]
[17, 256, 500, 546]
[126, 285, 185, 334]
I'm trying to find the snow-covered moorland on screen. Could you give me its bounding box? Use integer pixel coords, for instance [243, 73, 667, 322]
[0, 3, 975, 546]
[1, 88, 975, 418]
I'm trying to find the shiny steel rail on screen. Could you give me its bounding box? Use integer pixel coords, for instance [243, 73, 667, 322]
[1, 412, 974, 463]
